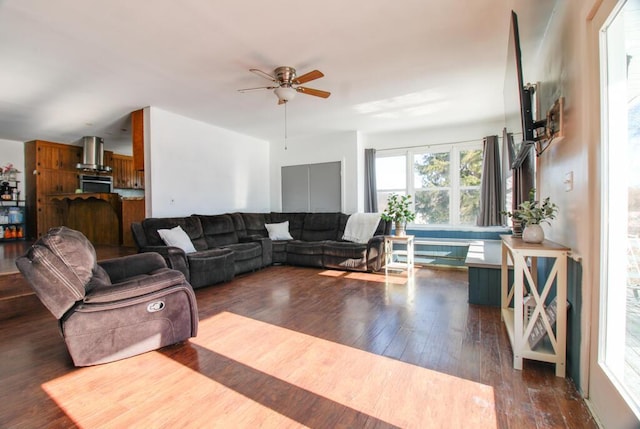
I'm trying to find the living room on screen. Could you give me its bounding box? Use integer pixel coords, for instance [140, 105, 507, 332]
[1, 0, 639, 427]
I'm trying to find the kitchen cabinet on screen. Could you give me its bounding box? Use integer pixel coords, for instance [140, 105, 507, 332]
[35, 142, 81, 170]
[112, 154, 144, 189]
[51, 193, 121, 245]
[121, 198, 145, 247]
[131, 109, 144, 171]
[25, 140, 82, 239]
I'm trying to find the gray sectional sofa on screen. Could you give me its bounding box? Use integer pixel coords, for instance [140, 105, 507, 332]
[131, 212, 391, 288]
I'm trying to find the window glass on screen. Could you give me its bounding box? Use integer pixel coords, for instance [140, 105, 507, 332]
[459, 148, 483, 224]
[376, 155, 406, 190]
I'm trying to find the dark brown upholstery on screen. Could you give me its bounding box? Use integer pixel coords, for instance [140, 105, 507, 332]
[16, 227, 198, 366]
[131, 212, 392, 287]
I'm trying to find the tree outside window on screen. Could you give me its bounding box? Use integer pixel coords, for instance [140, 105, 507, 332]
[414, 152, 450, 224]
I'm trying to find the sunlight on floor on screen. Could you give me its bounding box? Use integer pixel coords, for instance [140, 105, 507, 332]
[41, 311, 497, 428]
[318, 269, 410, 285]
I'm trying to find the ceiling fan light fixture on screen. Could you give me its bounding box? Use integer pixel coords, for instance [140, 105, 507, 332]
[274, 86, 296, 103]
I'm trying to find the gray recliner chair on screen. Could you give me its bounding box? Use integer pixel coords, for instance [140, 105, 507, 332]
[16, 226, 198, 366]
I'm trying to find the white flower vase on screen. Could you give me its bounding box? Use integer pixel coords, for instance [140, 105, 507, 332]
[522, 224, 544, 243]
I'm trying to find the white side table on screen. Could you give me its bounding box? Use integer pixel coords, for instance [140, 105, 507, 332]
[500, 234, 569, 377]
[384, 235, 415, 274]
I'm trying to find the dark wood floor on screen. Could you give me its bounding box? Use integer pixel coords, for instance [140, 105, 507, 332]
[0, 260, 597, 427]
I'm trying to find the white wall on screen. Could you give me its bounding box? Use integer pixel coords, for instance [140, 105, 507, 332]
[518, 1, 638, 426]
[147, 107, 270, 217]
[0, 139, 25, 197]
[363, 119, 506, 152]
[270, 131, 359, 213]
[517, 0, 592, 389]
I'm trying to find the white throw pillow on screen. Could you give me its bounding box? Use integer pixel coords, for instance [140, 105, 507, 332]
[265, 221, 293, 240]
[157, 225, 197, 253]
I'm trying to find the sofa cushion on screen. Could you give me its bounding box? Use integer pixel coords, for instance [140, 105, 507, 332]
[323, 241, 368, 259]
[301, 213, 342, 241]
[198, 214, 240, 247]
[241, 213, 271, 237]
[286, 240, 326, 255]
[228, 213, 247, 238]
[141, 217, 207, 251]
[224, 242, 262, 261]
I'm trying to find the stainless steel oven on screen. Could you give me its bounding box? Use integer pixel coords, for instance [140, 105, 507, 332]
[79, 174, 113, 193]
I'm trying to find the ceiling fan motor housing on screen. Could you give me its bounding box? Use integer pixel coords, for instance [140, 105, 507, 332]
[274, 66, 296, 85]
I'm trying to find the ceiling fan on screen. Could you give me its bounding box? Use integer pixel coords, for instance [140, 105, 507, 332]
[238, 66, 331, 104]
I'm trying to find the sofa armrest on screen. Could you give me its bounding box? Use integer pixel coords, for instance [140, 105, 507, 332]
[240, 235, 273, 266]
[138, 245, 190, 281]
[366, 235, 386, 272]
[99, 252, 167, 283]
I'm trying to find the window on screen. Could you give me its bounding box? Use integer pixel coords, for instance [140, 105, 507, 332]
[375, 154, 406, 212]
[376, 142, 483, 226]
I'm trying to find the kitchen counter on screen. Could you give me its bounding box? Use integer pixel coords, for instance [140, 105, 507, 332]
[49, 193, 122, 245]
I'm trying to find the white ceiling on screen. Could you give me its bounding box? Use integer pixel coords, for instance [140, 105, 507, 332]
[0, 0, 556, 154]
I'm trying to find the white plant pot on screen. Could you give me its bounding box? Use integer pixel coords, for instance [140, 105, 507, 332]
[522, 224, 544, 243]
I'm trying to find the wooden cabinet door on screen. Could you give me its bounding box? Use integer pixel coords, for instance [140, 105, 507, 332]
[36, 202, 65, 238]
[58, 145, 82, 170]
[134, 170, 145, 189]
[112, 154, 136, 189]
[131, 109, 144, 171]
[121, 199, 145, 246]
[35, 141, 81, 170]
[35, 143, 60, 169]
[37, 170, 78, 195]
[59, 171, 80, 193]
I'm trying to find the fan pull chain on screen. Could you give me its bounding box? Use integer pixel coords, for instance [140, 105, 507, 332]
[284, 101, 288, 150]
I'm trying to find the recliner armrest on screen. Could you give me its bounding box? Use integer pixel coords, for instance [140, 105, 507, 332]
[84, 268, 188, 304]
[99, 252, 168, 283]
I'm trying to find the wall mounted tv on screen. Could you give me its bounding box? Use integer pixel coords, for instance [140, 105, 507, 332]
[504, 10, 545, 169]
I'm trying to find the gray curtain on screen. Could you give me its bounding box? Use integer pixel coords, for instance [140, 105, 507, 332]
[364, 148, 378, 212]
[477, 135, 503, 226]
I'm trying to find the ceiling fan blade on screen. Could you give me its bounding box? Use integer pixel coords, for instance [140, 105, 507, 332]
[296, 86, 331, 98]
[293, 70, 324, 85]
[249, 68, 277, 82]
[237, 86, 277, 92]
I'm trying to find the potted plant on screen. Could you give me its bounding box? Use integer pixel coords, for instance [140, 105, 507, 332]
[504, 189, 558, 243]
[381, 193, 416, 236]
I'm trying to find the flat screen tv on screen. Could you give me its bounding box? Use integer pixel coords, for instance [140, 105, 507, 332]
[504, 10, 535, 169]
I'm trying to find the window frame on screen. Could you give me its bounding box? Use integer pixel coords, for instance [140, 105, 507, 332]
[375, 141, 484, 228]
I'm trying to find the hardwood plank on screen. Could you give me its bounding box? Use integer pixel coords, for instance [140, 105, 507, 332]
[0, 264, 598, 428]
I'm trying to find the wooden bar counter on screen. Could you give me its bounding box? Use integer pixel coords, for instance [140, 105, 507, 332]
[50, 193, 122, 245]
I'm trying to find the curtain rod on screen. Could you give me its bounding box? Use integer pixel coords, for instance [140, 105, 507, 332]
[374, 135, 504, 153]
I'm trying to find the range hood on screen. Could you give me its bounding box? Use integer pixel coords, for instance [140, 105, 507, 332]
[76, 136, 112, 172]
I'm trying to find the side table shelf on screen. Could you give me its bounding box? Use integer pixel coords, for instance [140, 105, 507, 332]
[0, 202, 26, 241]
[500, 235, 569, 377]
